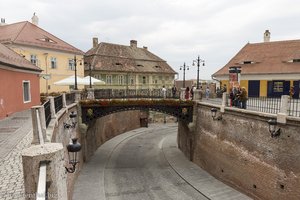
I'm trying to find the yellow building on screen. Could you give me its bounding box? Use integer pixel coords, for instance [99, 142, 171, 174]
[212, 30, 300, 98]
[0, 14, 84, 94]
[85, 38, 176, 90]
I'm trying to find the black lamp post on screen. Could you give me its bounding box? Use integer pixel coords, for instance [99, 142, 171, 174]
[192, 56, 205, 89]
[73, 55, 82, 90]
[89, 64, 92, 88]
[180, 62, 189, 88]
[65, 138, 81, 173]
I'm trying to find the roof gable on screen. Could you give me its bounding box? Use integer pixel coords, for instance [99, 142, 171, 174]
[86, 42, 176, 74]
[213, 40, 300, 77]
[0, 43, 41, 72]
[0, 21, 84, 55]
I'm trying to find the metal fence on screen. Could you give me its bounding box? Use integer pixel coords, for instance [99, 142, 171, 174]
[43, 100, 51, 127]
[93, 89, 179, 99]
[66, 92, 75, 105]
[54, 95, 63, 113]
[203, 95, 300, 117]
[246, 97, 281, 114]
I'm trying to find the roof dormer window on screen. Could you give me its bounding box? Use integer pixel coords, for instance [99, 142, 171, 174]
[38, 37, 55, 43]
[292, 59, 300, 63]
[115, 62, 122, 66]
[243, 61, 252, 64]
[154, 65, 161, 68]
[137, 64, 143, 67]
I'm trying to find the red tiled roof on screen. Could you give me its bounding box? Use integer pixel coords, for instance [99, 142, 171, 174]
[213, 40, 300, 77]
[0, 21, 84, 55]
[0, 43, 41, 72]
[85, 42, 176, 74]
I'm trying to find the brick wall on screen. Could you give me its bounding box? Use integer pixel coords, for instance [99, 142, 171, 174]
[178, 103, 300, 200]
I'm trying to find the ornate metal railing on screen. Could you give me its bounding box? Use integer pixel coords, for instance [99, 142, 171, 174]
[43, 100, 51, 127]
[81, 99, 193, 124]
[66, 92, 75, 105]
[54, 95, 63, 113]
[93, 89, 179, 99]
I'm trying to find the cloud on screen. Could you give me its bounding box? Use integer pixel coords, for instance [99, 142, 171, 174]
[1, 0, 300, 80]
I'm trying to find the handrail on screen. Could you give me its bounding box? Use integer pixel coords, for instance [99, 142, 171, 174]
[36, 162, 47, 200]
[36, 109, 47, 200]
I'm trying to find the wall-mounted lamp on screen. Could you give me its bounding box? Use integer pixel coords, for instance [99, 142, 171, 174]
[268, 119, 281, 138]
[64, 111, 77, 129]
[211, 108, 222, 120]
[65, 138, 81, 173]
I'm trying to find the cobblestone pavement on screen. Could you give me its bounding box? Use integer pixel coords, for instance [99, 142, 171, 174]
[0, 110, 33, 200]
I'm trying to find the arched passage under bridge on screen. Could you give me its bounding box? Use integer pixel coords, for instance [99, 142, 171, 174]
[80, 99, 194, 125]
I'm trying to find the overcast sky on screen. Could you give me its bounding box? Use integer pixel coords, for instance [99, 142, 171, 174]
[1, 0, 300, 80]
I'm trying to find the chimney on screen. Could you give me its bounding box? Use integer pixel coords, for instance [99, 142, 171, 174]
[130, 40, 137, 48]
[31, 12, 39, 26]
[93, 37, 98, 48]
[0, 18, 5, 26]
[264, 30, 270, 42]
[143, 46, 148, 50]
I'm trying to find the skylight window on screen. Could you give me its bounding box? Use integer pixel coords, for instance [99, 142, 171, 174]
[137, 64, 144, 67]
[243, 61, 252, 64]
[292, 59, 300, 63]
[38, 37, 55, 43]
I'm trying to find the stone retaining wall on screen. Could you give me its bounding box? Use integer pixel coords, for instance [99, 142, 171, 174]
[178, 102, 300, 200]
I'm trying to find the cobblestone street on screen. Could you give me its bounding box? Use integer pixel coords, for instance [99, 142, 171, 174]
[0, 111, 33, 200]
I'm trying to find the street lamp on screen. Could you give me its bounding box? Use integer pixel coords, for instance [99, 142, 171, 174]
[73, 55, 82, 90]
[180, 62, 189, 88]
[192, 56, 205, 89]
[84, 62, 93, 88]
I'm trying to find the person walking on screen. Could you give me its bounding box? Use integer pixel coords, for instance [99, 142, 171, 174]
[185, 86, 190, 100]
[171, 85, 177, 98]
[205, 87, 210, 99]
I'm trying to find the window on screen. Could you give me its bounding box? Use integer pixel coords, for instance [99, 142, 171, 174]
[106, 75, 112, 85]
[51, 57, 57, 69]
[23, 81, 31, 103]
[130, 78, 134, 85]
[118, 75, 124, 85]
[142, 76, 146, 84]
[293, 59, 300, 63]
[30, 55, 37, 66]
[273, 81, 283, 92]
[243, 61, 252, 64]
[68, 59, 75, 70]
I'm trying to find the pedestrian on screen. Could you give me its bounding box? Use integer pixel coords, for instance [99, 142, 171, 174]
[171, 85, 177, 98]
[289, 86, 295, 98]
[185, 86, 190, 100]
[190, 86, 194, 100]
[239, 87, 248, 109]
[205, 87, 210, 99]
[162, 85, 167, 99]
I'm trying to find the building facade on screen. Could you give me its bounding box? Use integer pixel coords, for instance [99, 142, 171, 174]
[212, 30, 300, 98]
[84, 38, 176, 90]
[0, 43, 42, 119]
[0, 14, 84, 94]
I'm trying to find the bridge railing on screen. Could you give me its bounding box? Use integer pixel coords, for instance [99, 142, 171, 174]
[203, 94, 300, 117]
[93, 89, 179, 99]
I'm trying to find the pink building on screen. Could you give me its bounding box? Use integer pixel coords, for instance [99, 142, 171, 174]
[0, 43, 42, 119]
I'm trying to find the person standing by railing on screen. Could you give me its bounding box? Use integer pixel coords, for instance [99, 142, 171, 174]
[171, 85, 177, 98]
[289, 86, 295, 99]
[239, 87, 248, 109]
[185, 86, 190, 100]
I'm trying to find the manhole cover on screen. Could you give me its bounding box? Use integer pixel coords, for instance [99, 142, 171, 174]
[0, 127, 19, 133]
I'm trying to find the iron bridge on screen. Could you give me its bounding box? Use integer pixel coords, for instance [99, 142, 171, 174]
[81, 100, 194, 124]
